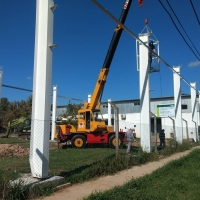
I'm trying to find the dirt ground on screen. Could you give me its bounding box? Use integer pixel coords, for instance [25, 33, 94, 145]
[43, 146, 200, 200]
[0, 142, 58, 159]
[0, 144, 29, 158]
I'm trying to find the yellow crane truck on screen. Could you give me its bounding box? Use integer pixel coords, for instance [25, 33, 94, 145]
[55, 0, 142, 148]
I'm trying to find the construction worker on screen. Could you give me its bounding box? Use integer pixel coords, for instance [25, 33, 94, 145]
[159, 129, 166, 148]
[125, 128, 134, 154]
[149, 41, 156, 69]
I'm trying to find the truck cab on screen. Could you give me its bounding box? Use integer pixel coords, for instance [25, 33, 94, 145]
[77, 109, 113, 132]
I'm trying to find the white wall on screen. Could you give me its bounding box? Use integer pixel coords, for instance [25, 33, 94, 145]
[103, 112, 197, 139]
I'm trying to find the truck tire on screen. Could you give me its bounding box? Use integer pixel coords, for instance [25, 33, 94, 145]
[109, 134, 123, 149]
[71, 135, 86, 148]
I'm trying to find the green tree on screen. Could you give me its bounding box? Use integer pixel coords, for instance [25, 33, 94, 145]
[0, 98, 10, 127]
[0, 95, 32, 129]
[60, 103, 82, 128]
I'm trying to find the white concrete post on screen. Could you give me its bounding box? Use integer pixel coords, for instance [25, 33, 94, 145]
[173, 66, 183, 143]
[139, 33, 151, 152]
[0, 71, 3, 102]
[190, 82, 198, 142]
[108, 99, 112, 126]
[88, 94, 91, 103]
[51, 85, 57, 140]
[30, 0, 55, 179]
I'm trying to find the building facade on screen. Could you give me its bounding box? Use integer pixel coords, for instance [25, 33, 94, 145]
[57, 95, 200, 139]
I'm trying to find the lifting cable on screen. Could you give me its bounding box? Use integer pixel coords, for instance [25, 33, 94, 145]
[91, 0, 200, 94]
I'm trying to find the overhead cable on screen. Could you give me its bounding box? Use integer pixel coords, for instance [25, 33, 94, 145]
[190, 0, 200, 25]
[57, 95, 84, 102]
[166, 0, 200, 57]
[2, 84, 84, 102]
[158, 0, 200, 61]
[91, 0, 199, 94]
[2, 84, 32, 92]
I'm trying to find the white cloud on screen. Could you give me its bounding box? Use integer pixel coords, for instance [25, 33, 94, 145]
[188, 61, 200, 67]
[27, 76, 32, 80]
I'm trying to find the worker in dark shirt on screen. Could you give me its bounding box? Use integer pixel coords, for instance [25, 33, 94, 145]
[159, 129, 165, 148]
[149, 41, 156, 69]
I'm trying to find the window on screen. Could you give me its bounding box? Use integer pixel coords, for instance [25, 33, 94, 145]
[134, 102, 140, 106]
[103, 105, 108, 108]
[182, 104, 187, 109]
[79, 113, 85, 119]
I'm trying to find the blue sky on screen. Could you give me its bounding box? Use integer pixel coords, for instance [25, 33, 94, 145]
[0, 0, 200, 106]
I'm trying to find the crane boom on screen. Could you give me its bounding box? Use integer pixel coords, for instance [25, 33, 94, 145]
[84, 0, 132, 110]
[55, 0, 144, 147]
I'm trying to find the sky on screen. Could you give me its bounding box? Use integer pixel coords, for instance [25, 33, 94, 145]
[0, 0, 200, 106]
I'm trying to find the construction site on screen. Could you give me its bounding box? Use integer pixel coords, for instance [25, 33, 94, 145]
[0, 0, 200, 199]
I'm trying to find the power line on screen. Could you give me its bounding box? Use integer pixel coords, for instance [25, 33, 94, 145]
[2, 84, 84, 102]
[91, 0, 199, 94]
[57, 95, 84, 102]
[158, 0, 200, 61]
[2, 84, 32, 92]
[166, 0, 200, 57]
[190, 0, 200, 25]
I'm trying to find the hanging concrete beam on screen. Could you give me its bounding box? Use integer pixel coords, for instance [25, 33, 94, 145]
[51, 85, 57, 140]
[30, 0, 56, 179]
[173, 66, 183, 143]
[139, 33, 151, 153]
[190, 82, 198, 142]
[108, 99, 112, 126]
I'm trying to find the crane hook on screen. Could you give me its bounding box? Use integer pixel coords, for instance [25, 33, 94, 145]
[138, 0, 143, 7]
[145, 18, 148, 26]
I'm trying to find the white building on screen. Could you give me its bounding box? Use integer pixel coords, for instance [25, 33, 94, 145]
[56, 94, 200, 140]
[100, 94, 199, 140]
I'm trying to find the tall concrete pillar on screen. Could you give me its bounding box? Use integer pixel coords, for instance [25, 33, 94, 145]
[51, 85, 57, 140]
[139, 33, 151, 152]
[30, 0, 55, 179]
[173, 66, 183, 143]
[108, 99, 112, 126]
[190, 82, 198, 142]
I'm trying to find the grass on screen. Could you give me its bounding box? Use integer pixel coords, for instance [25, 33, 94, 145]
[84, 148, 200, 200]
[0, 136, 199, 200]
[0, 136, 30, 148]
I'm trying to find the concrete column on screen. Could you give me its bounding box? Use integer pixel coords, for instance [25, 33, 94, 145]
[51, 85, 57, 140]
[139, 33, 151, 152]
[88, 94, 91, 103]
[108, 99, 112, 126]
[0, 71, 3, 102]
[190, 82, 198, 142]
[30, 0, 55, 179]
[173, 66, 183, 143]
